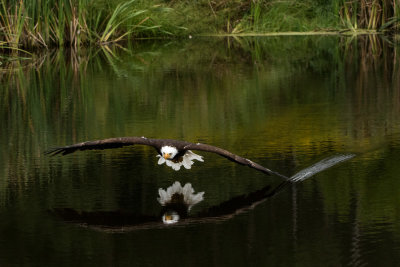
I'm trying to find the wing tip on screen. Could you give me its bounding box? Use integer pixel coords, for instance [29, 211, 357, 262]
[44, 146, 74, 156]
[44, 147, 61, 156]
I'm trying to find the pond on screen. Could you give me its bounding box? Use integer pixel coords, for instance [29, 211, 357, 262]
[1, 35, 400, 266]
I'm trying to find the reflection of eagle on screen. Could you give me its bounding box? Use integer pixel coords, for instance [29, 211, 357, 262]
[48, 154, 354, 232]
[46, 136, 287, 178]
[49, 182, 281, 232]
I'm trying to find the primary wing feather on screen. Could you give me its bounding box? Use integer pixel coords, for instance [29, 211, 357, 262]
[45, 137, 156, 156]
[184, 143, 288, 179]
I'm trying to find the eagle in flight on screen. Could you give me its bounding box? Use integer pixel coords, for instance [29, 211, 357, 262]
[46, 136, 287, 179]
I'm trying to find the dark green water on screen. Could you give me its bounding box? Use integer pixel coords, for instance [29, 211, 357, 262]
[1, 35, 400, 266]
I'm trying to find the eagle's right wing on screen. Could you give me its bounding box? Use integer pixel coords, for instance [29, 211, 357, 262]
[45, 136, 157, 156]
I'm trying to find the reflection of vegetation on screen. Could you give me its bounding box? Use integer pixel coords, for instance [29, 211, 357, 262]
[1, 36, 400, 233]
[1, 35, 400, 266]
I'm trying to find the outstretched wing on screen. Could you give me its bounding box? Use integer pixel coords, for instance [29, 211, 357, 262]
[45, 137, 157, 156]
[184, 143, 288, 179]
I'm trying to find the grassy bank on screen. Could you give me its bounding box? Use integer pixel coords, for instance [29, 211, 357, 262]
[0, 0, 178, 50]
[0, 0, 399, 51]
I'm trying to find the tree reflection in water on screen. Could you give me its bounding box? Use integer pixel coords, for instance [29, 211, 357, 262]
[49, 154, 354, 232]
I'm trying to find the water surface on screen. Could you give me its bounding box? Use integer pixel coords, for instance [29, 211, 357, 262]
[1, 35, 400, 266]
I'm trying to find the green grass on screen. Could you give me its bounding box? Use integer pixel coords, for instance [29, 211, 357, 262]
[237, 1, 340, 33]
[0, 0, 399, 51]
[338, 0, 400, 32]
[0, 0, 177, 50]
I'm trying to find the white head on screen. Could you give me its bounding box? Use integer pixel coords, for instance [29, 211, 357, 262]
[162, 211, 180, 224]
[160, 146, 178, 160]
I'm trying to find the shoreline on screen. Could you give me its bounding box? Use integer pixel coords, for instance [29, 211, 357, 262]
[199, 30, 381, 37]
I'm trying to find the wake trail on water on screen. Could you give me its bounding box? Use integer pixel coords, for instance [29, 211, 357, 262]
[288, 154, 355, 183]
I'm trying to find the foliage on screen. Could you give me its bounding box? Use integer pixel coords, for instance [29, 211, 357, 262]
[237, 0, 339, 33]
[1, 0, 400, 51]
[0, 0, 175, 49]
[338, 0, 400, 31]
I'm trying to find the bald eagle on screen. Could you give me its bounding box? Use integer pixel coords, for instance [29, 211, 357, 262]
[46, 136, 287, 179]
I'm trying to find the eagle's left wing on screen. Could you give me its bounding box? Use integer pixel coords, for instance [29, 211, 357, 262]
[184, 143, 288, 179]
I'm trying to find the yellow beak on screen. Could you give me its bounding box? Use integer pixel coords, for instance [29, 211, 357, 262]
[163, 153, 170, 159]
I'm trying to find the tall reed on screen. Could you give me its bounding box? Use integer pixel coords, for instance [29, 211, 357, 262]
[0, 0, 172, 50]
[339, 0, 400, 31]
[0, 0, 25, 49]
